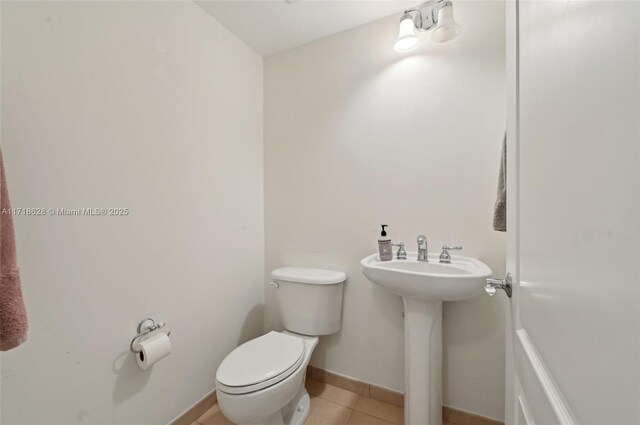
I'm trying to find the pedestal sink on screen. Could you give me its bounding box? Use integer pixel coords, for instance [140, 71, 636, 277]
[360, 252, 492, 425]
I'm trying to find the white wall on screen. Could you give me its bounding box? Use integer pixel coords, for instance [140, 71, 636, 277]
[0, 2, 263, 424]
[264, 1, 506, 420]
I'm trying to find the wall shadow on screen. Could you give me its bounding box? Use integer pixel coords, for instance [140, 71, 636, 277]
[112, 349, 152, 405]
[237, 303, 265, 345]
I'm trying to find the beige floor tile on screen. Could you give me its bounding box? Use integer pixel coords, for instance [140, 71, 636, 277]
[305, 396, 353, 425]
[347, 411, 395, 425]
[354, 397, 404, 425]
[306, 379, 360, 409]
[196, 405, 234, 425]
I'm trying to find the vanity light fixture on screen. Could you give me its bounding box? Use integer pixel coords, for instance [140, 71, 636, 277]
[393, 0, 461, 53]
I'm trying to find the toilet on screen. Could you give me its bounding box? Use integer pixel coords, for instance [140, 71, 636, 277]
[215, 267, 346, 425]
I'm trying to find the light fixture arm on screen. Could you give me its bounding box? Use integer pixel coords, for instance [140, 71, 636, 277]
[402, 0, 454, 33]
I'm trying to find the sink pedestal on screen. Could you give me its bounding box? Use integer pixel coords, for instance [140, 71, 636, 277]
[360, 252, 492, 425]
[403, 298, 442, 425]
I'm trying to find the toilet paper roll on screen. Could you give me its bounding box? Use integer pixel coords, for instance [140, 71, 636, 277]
[135, 332, 171, 370]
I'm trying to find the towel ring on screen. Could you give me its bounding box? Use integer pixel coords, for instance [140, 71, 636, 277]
[130, 317, 167, 353]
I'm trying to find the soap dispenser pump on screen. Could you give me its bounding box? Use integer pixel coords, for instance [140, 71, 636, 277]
[378, 225, 393, 261]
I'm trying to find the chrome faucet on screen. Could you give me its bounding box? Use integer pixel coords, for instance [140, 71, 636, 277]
[416, 235, 428, 262]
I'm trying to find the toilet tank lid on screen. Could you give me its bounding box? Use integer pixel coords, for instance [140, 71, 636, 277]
[271, 267, 346, 285]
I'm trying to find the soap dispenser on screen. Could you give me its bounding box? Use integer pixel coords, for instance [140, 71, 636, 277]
[378, 225, 393, 261]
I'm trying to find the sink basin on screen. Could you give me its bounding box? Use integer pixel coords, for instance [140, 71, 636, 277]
[360, 252, 492, 301]
[360, 251, 492, 425]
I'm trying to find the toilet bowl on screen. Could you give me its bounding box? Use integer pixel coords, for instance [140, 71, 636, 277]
[215, 267, 346, 425]
[216, 331, 318, 425]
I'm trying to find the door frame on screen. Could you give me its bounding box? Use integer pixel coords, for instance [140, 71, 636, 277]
[504, 0, 519, 423]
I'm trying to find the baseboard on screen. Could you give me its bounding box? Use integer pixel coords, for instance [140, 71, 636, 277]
[308, 366, 504, 425]
[169, 389, 217, 425]
[307, 365, 404, 407]
[443, 406, 504, 425]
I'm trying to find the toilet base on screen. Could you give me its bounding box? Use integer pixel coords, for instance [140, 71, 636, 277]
[224, 382, 311, 425]
[282, 386, 311, 425]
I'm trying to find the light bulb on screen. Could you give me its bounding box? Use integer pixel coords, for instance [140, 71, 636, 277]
[431, 5, 461, 43]
[394, 14, 420, 53]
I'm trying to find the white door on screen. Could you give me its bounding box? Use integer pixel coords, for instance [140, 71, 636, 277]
[504, 1, 640, 424]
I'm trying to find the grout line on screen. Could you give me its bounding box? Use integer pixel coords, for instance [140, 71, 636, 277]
[308, 379, 362, 410]
[314, 394, 351, 409]
[309, 391, 358, 423]
[344, 407, 355, 425]
[353, 399, 403, 425]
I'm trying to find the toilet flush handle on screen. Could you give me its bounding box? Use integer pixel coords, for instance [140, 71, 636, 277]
[269, 281, 279, 289]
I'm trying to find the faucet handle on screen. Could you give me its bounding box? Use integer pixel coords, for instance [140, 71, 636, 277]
[393, 243, 407, 260]
[439, 245, 462, 264]
[442, 245, 462, 251]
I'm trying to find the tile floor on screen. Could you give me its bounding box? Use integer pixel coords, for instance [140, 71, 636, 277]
[191, 379, 454, 425]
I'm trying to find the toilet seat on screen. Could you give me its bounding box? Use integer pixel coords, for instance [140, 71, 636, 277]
[216, 331, 305, 395]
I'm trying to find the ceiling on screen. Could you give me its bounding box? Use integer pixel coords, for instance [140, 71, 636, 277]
[196, 0, 417, 57]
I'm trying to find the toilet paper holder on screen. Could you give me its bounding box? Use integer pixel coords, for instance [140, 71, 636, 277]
[130, 317, 170, 353]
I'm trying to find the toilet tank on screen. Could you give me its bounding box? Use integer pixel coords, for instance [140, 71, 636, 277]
[271, 267, 346, 336]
